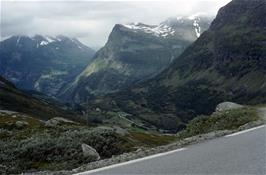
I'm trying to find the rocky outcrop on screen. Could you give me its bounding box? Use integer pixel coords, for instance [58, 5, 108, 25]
[81, 143, 100, 161]
[45, 117, 75, 127]
[215, 102, 244, 112]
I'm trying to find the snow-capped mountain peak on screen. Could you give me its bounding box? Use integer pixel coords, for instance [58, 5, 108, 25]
[161, 15, 211, 38]
[122, 22, 175, 38]
[0, 34, 95, 96]
[121, 15, 211, 39]
[33, 35, 62, 46]
[8, 35, 90, 51]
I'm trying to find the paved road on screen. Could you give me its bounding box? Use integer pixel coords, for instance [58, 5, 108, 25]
[78, 125, 266, 175]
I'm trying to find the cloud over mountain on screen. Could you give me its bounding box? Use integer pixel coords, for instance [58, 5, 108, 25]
[1, 0, 231, 48]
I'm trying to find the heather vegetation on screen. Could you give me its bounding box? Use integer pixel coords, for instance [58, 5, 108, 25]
[0, 111, 176, 174]
[179, 107, 259, 138]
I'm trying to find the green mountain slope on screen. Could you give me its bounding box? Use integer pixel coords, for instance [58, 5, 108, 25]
[0, 35, 95, 96]
[0, 76, 76, 121]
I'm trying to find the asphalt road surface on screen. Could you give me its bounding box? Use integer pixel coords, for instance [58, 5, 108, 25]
[77, 125, 266, 175]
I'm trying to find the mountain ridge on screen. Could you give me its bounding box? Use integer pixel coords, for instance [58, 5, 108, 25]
[0, 75, 77, 121]
[60, 15, 212, 103]
[0, 34, 95, 96]
[86, 0, 266, 131]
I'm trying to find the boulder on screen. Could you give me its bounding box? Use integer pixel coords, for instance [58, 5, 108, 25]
[15, 121, 29, 129]
[11, 115, 17, 118]
[81, 143, 100, 161]
[215, 102, 243, 112]
[95, 108, 101, 112]
[45, 117, 74, 127]
[113, 126, 129, 136]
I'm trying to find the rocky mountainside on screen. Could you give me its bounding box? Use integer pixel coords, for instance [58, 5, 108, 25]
[0, 35, 95, 96]
[59, 16, 212, 103]
[88, 0, 266, 132]
[0, 75, 76, 121]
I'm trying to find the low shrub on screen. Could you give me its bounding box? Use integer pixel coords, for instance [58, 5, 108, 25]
[0, 125, 132, 174]
[180, 107, 258, 138]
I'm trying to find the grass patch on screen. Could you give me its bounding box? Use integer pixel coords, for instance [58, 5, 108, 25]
[0, 112, 44, 131]
[128, 131, 177, 147]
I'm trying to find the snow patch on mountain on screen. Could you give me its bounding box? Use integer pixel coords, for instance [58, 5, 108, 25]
[16, 37, 21, 46]
[122, 22, 175, 38]
[45, 36, 56, 43]
[122, 15, 206, 38]
[174, 15, 202, 38]
[40, 41, 49, 46]
[188, 13, 207, 38]
[193, 19, 201, 38]
[38, 36, 58, 46]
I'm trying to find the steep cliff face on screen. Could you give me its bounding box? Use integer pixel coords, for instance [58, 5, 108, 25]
[0, 35, 95, 96]
[90, 0, 266, 131]
[60, 16, 212, 103]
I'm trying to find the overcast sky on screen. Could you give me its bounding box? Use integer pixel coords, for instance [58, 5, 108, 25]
[1, 0, 232, 49]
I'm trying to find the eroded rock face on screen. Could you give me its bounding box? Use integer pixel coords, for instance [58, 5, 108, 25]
[215, 102, 243, 112]
[81, 143, 100, 161]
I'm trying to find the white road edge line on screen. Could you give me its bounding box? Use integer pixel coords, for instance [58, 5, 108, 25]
[225, 125, 265, 137]
[74, 147, 187, 175]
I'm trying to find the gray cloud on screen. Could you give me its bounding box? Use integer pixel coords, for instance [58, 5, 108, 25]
[1, 0, 232, 49]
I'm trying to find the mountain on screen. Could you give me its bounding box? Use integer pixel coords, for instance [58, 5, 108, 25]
[0, 35, 95, 96]
[87, 0, 266, 132]
[59, 16, 212, 103]
[0, 76, 77, 121]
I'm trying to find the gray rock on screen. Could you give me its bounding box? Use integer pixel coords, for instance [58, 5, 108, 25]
[113, 126, 129, 136]
[15, 121, 29, 128]
[11, 115, 17, 118]
[95, 108, 101, 112]
[81, 143, 100, 161]
[215, 102, 243, 112]
[45, 117, 74, 127]
[0, 110, 17, 115]
[136, 148, 143, 152]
